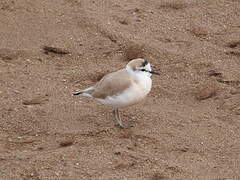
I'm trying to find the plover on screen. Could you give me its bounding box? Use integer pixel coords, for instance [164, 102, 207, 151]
[73, 58, 159, 128]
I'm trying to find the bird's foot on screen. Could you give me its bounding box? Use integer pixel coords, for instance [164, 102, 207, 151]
[115, 121, 133, 129]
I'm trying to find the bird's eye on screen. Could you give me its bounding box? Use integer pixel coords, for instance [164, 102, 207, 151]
[140, 69, 146, 72]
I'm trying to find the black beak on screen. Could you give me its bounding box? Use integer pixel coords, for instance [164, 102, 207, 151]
[149, 71, 160, 75]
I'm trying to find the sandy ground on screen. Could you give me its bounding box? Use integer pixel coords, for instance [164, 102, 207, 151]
[0, 0, 240, 179]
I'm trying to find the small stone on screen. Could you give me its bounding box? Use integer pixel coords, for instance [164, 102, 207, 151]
[119, 19, 129, 25]
[59, 138, 75, 147]
[22, 96, 48, 105]
[37, 146, 44, 151]
[13, 90, 21, 94]
[114, 151, 121, 155]
[207, 70, 222, 78]
[42, 46, 70, 55]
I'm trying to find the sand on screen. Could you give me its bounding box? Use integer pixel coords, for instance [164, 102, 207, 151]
[0, 0, 240, 179]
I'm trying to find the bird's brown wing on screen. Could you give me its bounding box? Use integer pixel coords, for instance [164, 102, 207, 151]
[92, 69, 134, 99]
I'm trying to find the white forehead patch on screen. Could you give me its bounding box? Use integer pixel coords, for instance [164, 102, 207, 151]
[144, 63, 152, 72]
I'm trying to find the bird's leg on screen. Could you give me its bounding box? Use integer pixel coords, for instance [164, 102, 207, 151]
[113, 109, 119, 125]
[113, 109, 127, 128]
[115, 109, 127, 128]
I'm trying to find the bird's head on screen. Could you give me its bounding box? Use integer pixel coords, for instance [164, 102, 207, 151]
[126, 58, 159, 77]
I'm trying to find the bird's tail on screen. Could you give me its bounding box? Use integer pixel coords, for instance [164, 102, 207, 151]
[73, 87, 94, 97]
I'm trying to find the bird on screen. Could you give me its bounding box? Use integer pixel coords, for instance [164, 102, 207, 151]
[73, 58, 159, 128]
